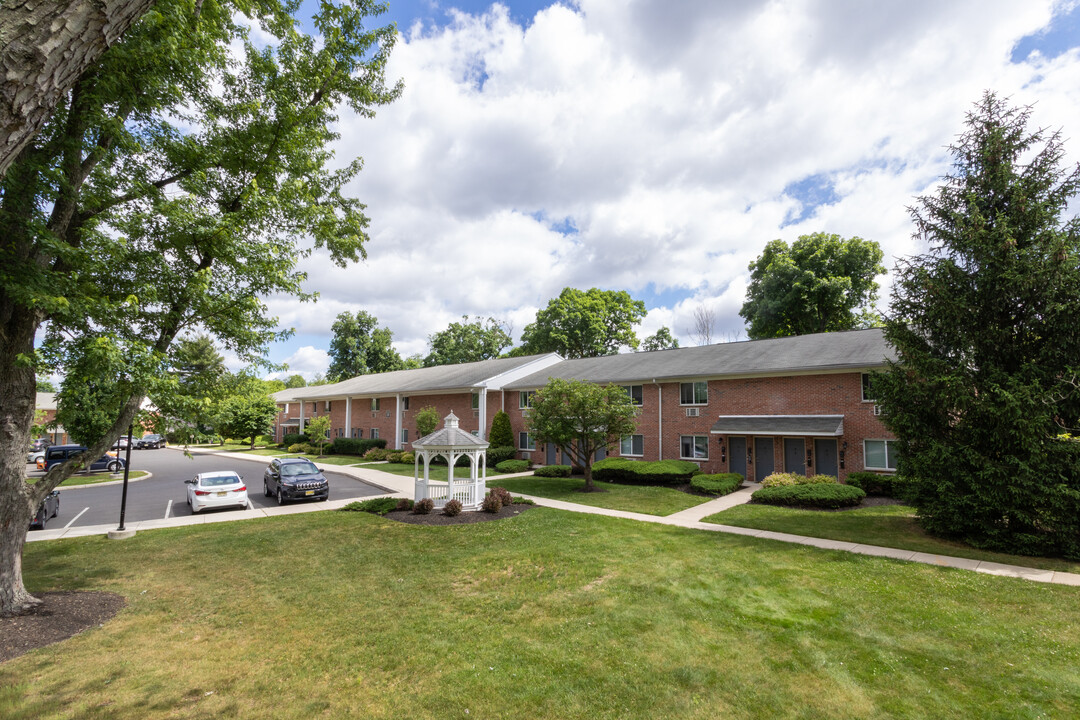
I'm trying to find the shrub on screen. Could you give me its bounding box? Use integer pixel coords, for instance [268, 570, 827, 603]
[341, 497, 400, 515]
[845, 471, 902, 497]
[487, 486, 514, 507]
[806, 474, 838, 484]
[535, 464, 571, 478]
[752, 483, 866, 509]
[283, 433, 309, 447]
[489, 410, 514, 449]
[413, 498, 434, 515]
[333, 437, 388, 456]
[591, 458, 700, 485]
[761, 472, 837, 488]
[486, 446, 517, 466]
[395, 498, 415, 511]
[364, 448, 389, 461]
[496, 459, 530, 473]
[443, 498, 463, 516]
[287, 443, 305, 453]
[300, 443, 317, 456]
[481, 493, 503, 513]
[386, 451, 405, 463]
[691, 473, 744, 496]
[512, 497, 535, 505]
[399, 452, 415, 464]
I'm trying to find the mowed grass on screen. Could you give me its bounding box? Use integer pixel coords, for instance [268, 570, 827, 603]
[5, 510, 1080, 719]
[705, 503, 1080, 574]
[371, 462, 509, 482]
[495, 475, 711, 516]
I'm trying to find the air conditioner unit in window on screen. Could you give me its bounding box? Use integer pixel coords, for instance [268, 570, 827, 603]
[873, 405, 883, 416]
[685, 407, 700, 417]
[473, 410, 480, 418]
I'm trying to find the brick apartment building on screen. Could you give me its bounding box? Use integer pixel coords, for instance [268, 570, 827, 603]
[272, 328, 897, 481]
[34, 392, 71, 445]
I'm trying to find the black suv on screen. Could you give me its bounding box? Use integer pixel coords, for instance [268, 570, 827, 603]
[137, 434, 166, 449]
[30, 490, 60, 530]
[263, 458, 329, 505]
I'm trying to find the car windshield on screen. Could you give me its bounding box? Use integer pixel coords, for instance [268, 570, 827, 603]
[144, 435, 160, 441]
[280, 462, 319, 477]
[201, 475, 241, 486]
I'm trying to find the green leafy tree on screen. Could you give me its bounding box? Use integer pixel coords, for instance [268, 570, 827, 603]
[153, 335, 229, 445]
[739, 233, 886, 339]
[35, 379, 57, 393]
[0, 0, 399, 615]
[525, 378, 639, 490]
[424, 316, 512, 367]
[415, 406, 440, 439]
[283, 374, 307, 389]
[327, 311, 405, 380]
[488, 410, 514, 449]
[876, 93, 1080, 560]
[217, 382, 279, 449]
[302, 414, 333, 457]
[641, 326, 679, 351]
[520, 288, 647, 358]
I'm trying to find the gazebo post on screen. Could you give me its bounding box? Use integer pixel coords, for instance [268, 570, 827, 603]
[411, 411, 490, 510]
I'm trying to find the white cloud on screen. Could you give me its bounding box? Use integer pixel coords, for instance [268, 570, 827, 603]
[267, 0, 1080, 363]
[269, 346, 331, 380]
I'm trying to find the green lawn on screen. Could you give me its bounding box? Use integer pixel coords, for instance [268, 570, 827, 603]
[370, 462, 509, 482]
[704, 503, 1080, 574]
[6, 510, 1080, 719]
[494, 475, 711, 516]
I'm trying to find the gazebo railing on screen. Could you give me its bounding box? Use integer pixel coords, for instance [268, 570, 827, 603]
[416, 480, 485, 509]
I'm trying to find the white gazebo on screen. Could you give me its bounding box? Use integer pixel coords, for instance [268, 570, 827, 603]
[412, 411, 490, 510]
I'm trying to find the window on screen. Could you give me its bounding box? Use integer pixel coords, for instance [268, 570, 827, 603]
[861, 373, 879, 402]
[325, 401, 332, 412]
[471, 393, 480, 409]
[620, 434, 644, 456]
[679, 381, 708, 405]
[371, 428, 379, 439]
[353, 428, 362, 438]
[284, 403, 289, 414]
[680, 435, 709, 460]
[401, 428, 408, 443]
[402, 397, 409, 411]
[519, 391, 535, 409]
[518, 432, 536, 451]
[371, 398, 381, 411]
[864, 439, 897, 470]
[471, 430, 479, 437]
[622, 385, 643, 406]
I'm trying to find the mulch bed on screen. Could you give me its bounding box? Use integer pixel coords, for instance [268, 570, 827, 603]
[1, 591, 125, 664]
[385, 502, 537, 526]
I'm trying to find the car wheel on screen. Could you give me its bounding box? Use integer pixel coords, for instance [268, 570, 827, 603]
[276, 488, 285, 505]
[264, 480, 272, 498]
[108, 461, 120, 472]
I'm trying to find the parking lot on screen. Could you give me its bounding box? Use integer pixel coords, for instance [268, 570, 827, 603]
[28, 448, 389, 531]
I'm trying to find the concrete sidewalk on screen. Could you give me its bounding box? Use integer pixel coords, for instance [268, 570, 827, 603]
[30, 447, 1080, 587]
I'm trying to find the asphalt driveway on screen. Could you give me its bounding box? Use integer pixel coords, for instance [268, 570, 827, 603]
[28, 448, 387, 531]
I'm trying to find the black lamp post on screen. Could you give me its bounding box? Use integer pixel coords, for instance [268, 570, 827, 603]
[110, 424, 136, 539]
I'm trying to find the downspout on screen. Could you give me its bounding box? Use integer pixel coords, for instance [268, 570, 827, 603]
[652, 379, 662, 459]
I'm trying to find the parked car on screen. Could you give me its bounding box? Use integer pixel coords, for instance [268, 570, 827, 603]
[30, 438, 51, 452]
[30, 490, 60, 530]
[186, 471, 248, 514]
[27, 448, 47, 464]
[136, 434, 166, 449]
[42, 445, 125, 473]
[111, 437, 133, 450]
[263, 458, 329, 505]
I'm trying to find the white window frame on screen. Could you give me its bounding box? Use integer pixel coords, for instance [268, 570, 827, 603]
[680, 435, 709, 460]
[622, 385, 643, 406]
[371, 428, 379, 440]
[371, 398, 381, 411]
[402, 397, 409, 411]
[284, 403, 289, 414]
[518, 432, 536, 451]
[401, 428, 408, 444]
[620, 434, 644, 456]
[861, 373, 877, 403]
[472, 393, 480, 410]
[863, 439, 897, 471]
[679, 381, 708, 405]
[519, 391, 535, 409]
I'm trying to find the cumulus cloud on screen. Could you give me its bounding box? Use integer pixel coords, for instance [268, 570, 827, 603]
[269, 346, 331, 381]
[266, 0, 1080, 363]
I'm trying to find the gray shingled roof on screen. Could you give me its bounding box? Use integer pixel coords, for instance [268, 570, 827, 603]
[504, 328, 893, 389]
[412, 412, 489, 449]
[272, 353, 559, 402]
[709, 415, 845, 436]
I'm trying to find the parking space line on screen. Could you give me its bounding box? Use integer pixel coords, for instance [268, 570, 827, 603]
[247, 499, 254, 510]
[164, 499, 172, 519]
[64, 507, 89, 529]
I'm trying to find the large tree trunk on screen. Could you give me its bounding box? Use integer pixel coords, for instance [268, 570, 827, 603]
[0, 0, 155, 177]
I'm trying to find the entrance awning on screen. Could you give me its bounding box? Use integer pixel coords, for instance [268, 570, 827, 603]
[709, 415, 844, 437]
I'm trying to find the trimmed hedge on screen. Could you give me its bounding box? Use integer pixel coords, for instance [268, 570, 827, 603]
[591, 458, 700, 485]
[690, 473, 743, 496]
[496, 459, 531, 473]
[760, 472, 837, 488]
[752, 483, 866, 509]
[535, 464, 571, 478]
[341, 497, 400, 515]
[845, 471, 905, 498]
[282, 433, 308, 447]
[330, 437, 388, 456]
[486, 446, 517, 466]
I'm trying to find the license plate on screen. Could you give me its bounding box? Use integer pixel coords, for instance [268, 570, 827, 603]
[305, 490, 314, 496]
[216, 492, 227, 497]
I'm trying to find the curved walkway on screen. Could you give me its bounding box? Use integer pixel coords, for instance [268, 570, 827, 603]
[28, 448, 1080, 587]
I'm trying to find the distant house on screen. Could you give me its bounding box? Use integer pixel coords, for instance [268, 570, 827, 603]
[272, 328, 897, 481]
[34, 392, 70, 445]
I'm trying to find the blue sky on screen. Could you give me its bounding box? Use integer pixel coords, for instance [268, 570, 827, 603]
[252, 0, 1080, 379]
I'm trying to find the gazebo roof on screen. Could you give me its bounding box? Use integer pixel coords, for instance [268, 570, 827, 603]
[412, 411, 490, 451]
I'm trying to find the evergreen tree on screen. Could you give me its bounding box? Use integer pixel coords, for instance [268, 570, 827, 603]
[876, 93, 1080, 559]
[488, 410, 514, 449]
